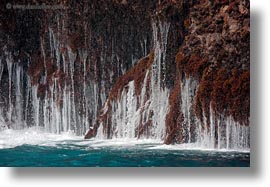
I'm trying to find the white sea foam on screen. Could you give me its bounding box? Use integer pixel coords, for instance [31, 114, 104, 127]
[0, 127, 81, 149]
[147, 143, 250, 153]
[0, 127, 160, 149]
[86, 138, 162, 148]
[0, 128, 250, 153]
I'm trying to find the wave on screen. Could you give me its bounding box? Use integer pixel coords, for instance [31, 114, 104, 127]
[147, 143, 250, 153]
[0, 127, 81, 149]
[0, 128, 250, 153]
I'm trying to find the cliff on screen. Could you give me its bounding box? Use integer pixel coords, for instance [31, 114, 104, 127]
[165, 0, 250, 146]
[0, 0, 249, 149]
[85, 0, 250, 150]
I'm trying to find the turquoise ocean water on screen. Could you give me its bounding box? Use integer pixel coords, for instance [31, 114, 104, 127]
[0, 129, 249, 167]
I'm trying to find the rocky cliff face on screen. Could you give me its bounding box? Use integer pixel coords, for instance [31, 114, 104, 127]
[0, 0, 249, 149]
[0, 0, 155, 133]
[164, 0, 250, 148]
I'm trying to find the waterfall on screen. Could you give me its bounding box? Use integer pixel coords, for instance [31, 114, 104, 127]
[0, 27, 105, 136]
[15, 64, 23, 129]
[31, 86, 40, 128]
[96, 20, 170, 141]
[151, 20, 170, 89]
[79, 49, 88, 132]
[96, 124, 105, 139]
[67, 46, 77, 132]
[0, 15, 249, 151]
[180, 77, 199, 143]
[149, 20, 170, 140]
[6, 54, 13, 123]
[179, 77, 250, 151]
[110, 81, 139, 139]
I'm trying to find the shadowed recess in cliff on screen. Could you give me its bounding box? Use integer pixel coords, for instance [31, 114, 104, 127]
[0, 0, 156, 135]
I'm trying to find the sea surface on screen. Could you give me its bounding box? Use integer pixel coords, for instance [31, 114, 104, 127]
[0, 128, 250, 167]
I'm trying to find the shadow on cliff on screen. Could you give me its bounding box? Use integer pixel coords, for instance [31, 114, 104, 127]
[9, 11, 261, 179]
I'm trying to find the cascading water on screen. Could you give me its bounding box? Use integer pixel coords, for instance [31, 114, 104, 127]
[148, 20, 170, 140]
[179, 76, 250, 151]
[0, 16, 249, 151]
[201, 109, 250, 150]
[110, 81, 138, 139]
[0, 0, 251, 168]
[96, 20, 170, 141]
[14, 64, 23, 129]
[0, 26, 105, 136]
[6, 53, 13, 124]
[180, 77, 199, 144]
[93, 17, 250, 151]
